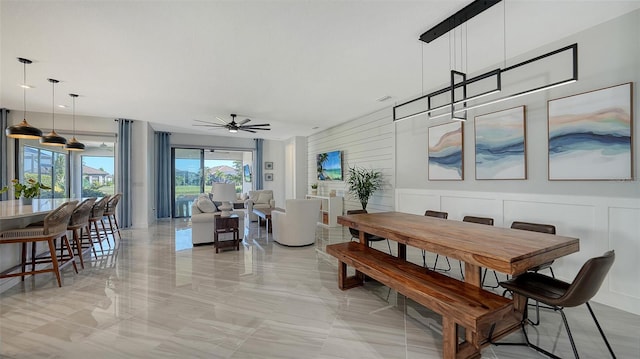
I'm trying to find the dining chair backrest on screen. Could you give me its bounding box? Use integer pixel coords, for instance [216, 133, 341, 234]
[552, 250, 615, 308]
[425, 210, 448, 219]
[44, 201, 77, 235]
[510, 221, 556, 234]
[463, 216, 494, 226]
[70, 198, 97, 226]
[91, 196, 110, 219]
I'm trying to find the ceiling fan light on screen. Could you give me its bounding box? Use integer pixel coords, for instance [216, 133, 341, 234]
[229, 128, 238, 133]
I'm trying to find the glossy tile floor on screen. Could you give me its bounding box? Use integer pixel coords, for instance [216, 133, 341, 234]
[1, 219, 638, 358]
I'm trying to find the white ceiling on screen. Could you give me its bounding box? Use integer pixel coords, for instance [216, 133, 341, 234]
[2, 1, 639, 140]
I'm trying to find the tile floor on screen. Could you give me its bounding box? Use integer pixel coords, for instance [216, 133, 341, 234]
[0, 219, 638, 358]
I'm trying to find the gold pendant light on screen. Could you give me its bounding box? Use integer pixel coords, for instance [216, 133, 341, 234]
[40, 78, 67, 146]
[5, 58, 43, 139]
[65, 93, 85, 151]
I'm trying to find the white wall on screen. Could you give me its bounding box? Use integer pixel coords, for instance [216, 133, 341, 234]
[307, 107, 395, 213]
[284, 136, 308, 200]
[262, 139, 285, 208]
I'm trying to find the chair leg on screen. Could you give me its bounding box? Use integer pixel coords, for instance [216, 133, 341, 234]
[386, 239, 392, 255]
[100, 219, 111, 247]
[432, 254, 452, 272]
[92, 220, 105, 254]
[47, 238, 62, 287]
[73, 228, 85, 269]
[586, 302, 617, 358]
[21, 242, 27, 281]
[111, 214, 122, 240]
[62, 234, 79, 274]
[559, 308, 580, 359]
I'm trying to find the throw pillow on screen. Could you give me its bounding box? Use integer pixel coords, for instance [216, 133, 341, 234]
[197, 196, 217, 213]
[256, 192, 272, 204]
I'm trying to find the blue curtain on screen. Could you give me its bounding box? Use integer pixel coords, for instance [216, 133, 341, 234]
[155, 131, 171, 218]
[117, 118, 133, 228]
[0, 109, 8, 201]
[255, 138, 264, 190]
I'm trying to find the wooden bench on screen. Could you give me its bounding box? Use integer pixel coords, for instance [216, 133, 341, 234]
[326, 241, 514, 359]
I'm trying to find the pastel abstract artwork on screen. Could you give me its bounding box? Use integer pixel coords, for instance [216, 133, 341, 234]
[428, 121, 463, 180]
[475, 106, 527, 180]
[548, 83, 633, 180]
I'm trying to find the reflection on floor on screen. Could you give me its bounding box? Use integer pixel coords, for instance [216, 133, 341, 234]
[0, 219, 638, 358]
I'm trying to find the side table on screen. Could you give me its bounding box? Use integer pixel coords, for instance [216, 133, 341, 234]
[214, 214, 240, 253]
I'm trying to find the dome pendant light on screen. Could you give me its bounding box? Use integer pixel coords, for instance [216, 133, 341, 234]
[65, 93, 85, 151]
[40, 78, 67, 146]
[5, 58, 43, 139]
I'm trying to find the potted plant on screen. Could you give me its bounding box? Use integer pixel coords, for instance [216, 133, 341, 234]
[311, 183, 318, 195]
[0, 178, 51, 205]
[346, 166, 383, 210]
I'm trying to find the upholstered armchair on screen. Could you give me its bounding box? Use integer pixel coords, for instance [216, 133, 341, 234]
[272, 199, 321, 246]
[245, 190, 276, 222]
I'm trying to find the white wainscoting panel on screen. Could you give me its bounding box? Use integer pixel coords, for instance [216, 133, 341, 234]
[396, 188, 640, 315]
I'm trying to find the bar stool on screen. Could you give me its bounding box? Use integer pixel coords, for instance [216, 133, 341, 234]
[67, 198, 96, 269]
[0, 201, 77, 287]
[346, 209, 392, 254]
[463, 215, 494, 283]
[84, 195, 110, 256]
[423, 210, 449, 270]
[103, 193, 122, 242]
[495, 251, 616, 359]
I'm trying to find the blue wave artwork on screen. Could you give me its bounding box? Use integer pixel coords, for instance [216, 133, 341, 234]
[548, 83, 632, 180]
[428, 122, 463, 180]
[474, 107, 526, 180]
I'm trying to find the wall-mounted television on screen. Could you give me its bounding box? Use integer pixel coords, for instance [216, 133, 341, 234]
[317, 150, 342, 181]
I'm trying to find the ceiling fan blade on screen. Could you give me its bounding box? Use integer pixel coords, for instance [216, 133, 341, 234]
[193, 124, 226, 127]
[215, 117, 228, 125]
[240, 129, 257, 133]
[193, 119, 218, 124]
[238, 118, 251, 125]
[245, 127, 270, 131]
[242, 123, 270, 127]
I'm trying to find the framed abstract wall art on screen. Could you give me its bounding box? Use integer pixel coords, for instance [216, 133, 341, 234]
[548, 83, 633, 180]
[428, 121, 464, 180]
[474, 106, 527, 180]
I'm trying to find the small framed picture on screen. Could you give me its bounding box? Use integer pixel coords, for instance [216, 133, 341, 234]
[265, 173, 273, 181]
[265, 162, 274, 170]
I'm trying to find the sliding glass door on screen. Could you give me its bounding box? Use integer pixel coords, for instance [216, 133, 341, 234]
[173, 148, 203, 218]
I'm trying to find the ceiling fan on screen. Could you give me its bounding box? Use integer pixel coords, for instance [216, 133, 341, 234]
[193, 114, 271, 133]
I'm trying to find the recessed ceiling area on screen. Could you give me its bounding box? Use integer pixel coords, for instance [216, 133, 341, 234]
[2, 1, 639, 140]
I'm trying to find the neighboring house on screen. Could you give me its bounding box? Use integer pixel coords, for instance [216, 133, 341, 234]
[83, 165, 112, 186]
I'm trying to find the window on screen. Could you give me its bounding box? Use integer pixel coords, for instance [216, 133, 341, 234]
[81, 155, 115, 197]
[22, 145, 68, 198]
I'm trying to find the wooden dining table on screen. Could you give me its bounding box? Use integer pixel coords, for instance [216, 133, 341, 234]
[337, 211, 580, 350]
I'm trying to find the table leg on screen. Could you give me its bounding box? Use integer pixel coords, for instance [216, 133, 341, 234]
[397, 243, 407, 260]
[442, 316, 457, 359]
[464, 263, 482, 345]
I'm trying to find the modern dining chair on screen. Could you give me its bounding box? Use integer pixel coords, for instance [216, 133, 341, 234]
[510, 220, 557, 325]
[424, 210, 449, 270]
[67, 197, 97, 269]
[0, 201, 77, 287]
[496, 250, 616, 359]
[346, 209, 392, 254]
[103, 193, 122, 242]
[463, 215, 494, 284]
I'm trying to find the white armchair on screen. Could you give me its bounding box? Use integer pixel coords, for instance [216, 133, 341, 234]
[245, 190, 276, 222]
[272, 199, 321, 246]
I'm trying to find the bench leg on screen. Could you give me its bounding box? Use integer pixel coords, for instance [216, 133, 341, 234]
[442, 317, 457, 359]
[337, 261, 363, 290]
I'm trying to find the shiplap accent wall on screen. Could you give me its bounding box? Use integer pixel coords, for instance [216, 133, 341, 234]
[307, 107, 395, 213]
[396, 188, 640, 315]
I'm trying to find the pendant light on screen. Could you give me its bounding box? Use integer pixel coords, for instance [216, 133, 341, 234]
[40, 78, 67, 146]
[5, 58, 43, 139]
[65, 93, 85, 151]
